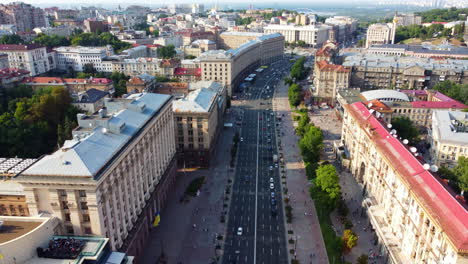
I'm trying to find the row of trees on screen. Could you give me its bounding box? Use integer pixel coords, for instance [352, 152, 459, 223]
[394, 24, 453, 43]
[416, 7, 468, 23]
[0, 86, 79, 158]
[439, 157, 468, 196]
[287, 83, 302, 108]
[158, 44, 177, 59]
[290, 56, 308, 81]
[432, 80, 468, 105]
[70, 32, 132, 53]
[285, 40, 307, 48]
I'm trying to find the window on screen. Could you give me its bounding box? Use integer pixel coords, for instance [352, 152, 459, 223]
[176, 117, 182, 122]
[82, 214, 90, 222]
[178, 144, 184, 149]
[189, 144, 194, 149]
[198, 137, 204, 142]
[188, 130, 193, 136]
[80, 202, 88, 210]
[187, 117, 193, 122]
[62, 201, 69, 209]
[79, 190, 86, 197]
[66, 226, 74, 234]
[65, 213, 71, 222]
[84, 227, 92, 234]
[199, 144, 204, 149]
[178, 129, 183, 135]
[197, 124, 203, 128]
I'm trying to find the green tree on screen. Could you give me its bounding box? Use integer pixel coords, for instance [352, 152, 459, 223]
[391, 116, 419, 144]
[83, 63, 96, 75]
[0, 34, 24, 44]
[296, 113, 310, 137]
[315, 164, 341, 200]
[33, 34, 70, 48]
[299, 125, 323, 164]
[158, 44, 176, 58]
[288, 83, 302, 107]
[453, 156, 468, 194]
[432, 81, 468, 105]
[342, 229, 358, 250]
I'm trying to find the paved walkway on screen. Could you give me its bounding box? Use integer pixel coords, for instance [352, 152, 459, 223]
[309, 108, 385, 264]
[273, 81, 329, 264]
[140, 111, 239, 264]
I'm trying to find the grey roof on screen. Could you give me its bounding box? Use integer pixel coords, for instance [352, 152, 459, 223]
[137, 73, 155, 83]
[75, 89, 108, 104]
[21, 93, 172, 179]
[343, 53, 468, 72]
[173, 88, 217, 113]
[370, 44, 468, 56]
[361, 89, 410, 102]
[432, 110, 468, 146]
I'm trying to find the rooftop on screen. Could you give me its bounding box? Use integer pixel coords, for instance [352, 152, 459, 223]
[0, 158, 37, 177]
[369, 44, 468, 56]
[411, 101, 467, 109]
[315, 60, 349, 72]
[0, 68, 30, 79]
[345, 102, 468, 252]
[19, 93, 171, 180]
[74, 89, 108, 104]
[0, 220, 41, 244]
[432, 110, 468, 146]
[0, 44, 44, 51]
[173, 81, 223, 113]
[54, 46, 107, 54]
[361, 89, 410, 102]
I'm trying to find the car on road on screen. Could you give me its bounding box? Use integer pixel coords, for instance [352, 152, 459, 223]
[274, 163, 278, 168]
[240, 137, 244, 142]
[269, 166, 273, 171]
[269, 177, 274, 183]
[271, 198, 276, 206]
[271, 192, 275, 198]
[237, 227, 243, 235]
[270, 183, 274, 190]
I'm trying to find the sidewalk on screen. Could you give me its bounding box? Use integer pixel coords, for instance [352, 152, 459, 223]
[273, 81, 329, 264]
[140, 113, 237, 264]
[309, 109, 384, 264]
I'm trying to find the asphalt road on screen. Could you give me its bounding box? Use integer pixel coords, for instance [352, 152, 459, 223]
[223, 58, 293, 264]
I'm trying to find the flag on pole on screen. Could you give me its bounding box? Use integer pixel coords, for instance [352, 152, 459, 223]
[153, 211, 161, 227]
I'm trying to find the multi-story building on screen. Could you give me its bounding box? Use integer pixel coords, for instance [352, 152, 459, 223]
[54, 46, 112, 72]
[54, 9, 79, 20]
[199, 33, 284, 95]
[0, 2, 47, 32]
[33, 25, 73, 37]
[393, 12, 422, 27]
[324, 16, 358, 44]
[14, 93, 177, 260]
[343, 54, 468, 90]
[219, 32, 263, 50]
[111, 58, 179, 77]
[22, 76, 114, 95]
[0, 44, 52, 76]
[0, 68, 30, 88]
[0, 182, 29, 216]
[84, 19, 109, 33]
[314, 41, 339, 63]
[126, 73, 156, 93]
[264, 24, 331, 47]
[173, 81, 226, 167]
[341, 101, 468, 264]
[428, 110, 468, 168]
[366, 23, 395, 48]
[313, 60, 350, 103]
[367, 44, 468, 59]
[72, 88, 110, 114]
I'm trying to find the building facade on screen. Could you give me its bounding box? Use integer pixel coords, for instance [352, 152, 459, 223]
[429, 110, 468, 168]
[0, 44, 52, 76]
[264, 24, 331, 47]
[341, 102, 468, 264]
[0, 2, 47, 32]
[173, 81, 226, 167]
[14, 93, 177, 260]
[54, 46, 112, 72]
[313, 60, 350, 103]
[393, 13, 422, 27]
[366, 23, 395, 48]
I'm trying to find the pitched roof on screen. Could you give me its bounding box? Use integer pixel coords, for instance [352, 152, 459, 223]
[0, 68, 30, 79]
[74, 88, 108, 104]
[411, 101, 467, 109]
[345, 102, 468, 252]
[0, 44, 44, 51]
[315, 60, 349, 72]
[174, 67, 202, 76]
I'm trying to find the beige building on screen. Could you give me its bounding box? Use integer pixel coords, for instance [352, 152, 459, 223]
[341, 102, 468, 264]
[313, 60, 350, 103]
[111, 58, 179, 77]
[218, 32, 263, 49]
[14, 93, 177, 261]
[0, 44, 52, 76]
[394, 13, 422, 27]
[366, 23, 395, 48]
[173, 81, 227, 167]
[264, 24, 331, 47]
[429, 110, 468, 168]
[199, 33, 284, 95]
[0, 181, 29, 216]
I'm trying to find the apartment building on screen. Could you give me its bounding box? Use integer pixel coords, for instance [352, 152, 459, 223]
[199, 33, 284, 95]
[14, 93, 177, 260]
[55, 46, 112, 72]
[0, 68, 30, 88]
[313, 60, 350, 103]
[0, 44, 52, 76]
[22, 76, 114, 95]
[429, 111, 468, 168]
[341, 102, 468, 264]
[324, 16, 358, 43]
[315, 41, 339, 63]
[173, 81, 226, 167]
[264, 24, 331, 47]
[0, 2, 47, 32]
[219, 32, 264, 49]
[366, 23, 395, 48]
[393, 13, 422, 27]
[367, 44, 468, 59]
[111, 58, 179, 77]
[343, 54, 468, 90]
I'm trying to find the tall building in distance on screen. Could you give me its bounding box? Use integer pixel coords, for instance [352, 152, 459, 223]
[14, 93, 177, 260]
[264, 24, 331, 48]
[393, 12, 422, 27]
[0, 2, 47, 32]
[366, 23, 396, 48]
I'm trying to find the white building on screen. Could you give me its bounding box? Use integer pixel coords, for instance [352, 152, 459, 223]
[33, 25, 73, 37]
[153, 34, 183, 48]
[264, 24, 331, 47]
[54, 46, 113, 72]
[366, 23, 396, 48]
[342, 102, 468, 264]
[0, 44, 52, 76]
[429, 110, 468, 168]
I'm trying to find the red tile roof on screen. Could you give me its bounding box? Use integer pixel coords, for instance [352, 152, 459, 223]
[22, 77, 112, 85]
[0, 68, 30, 79]
[345, 102, 468, 252]
[315, 60, 349, 72]
[0, 44, 44, 51]
[411, 101, 467, 109]
[364, 100, 393, 113]
[315, 46, 333, 57]
[174, 67, 202, 76]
